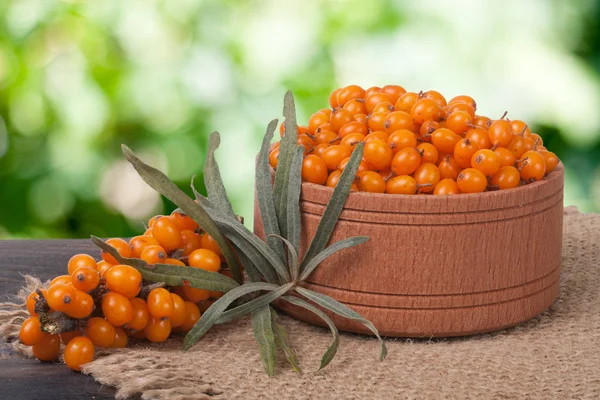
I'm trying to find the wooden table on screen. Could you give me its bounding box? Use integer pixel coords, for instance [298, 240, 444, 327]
[0, 240, 121, 400]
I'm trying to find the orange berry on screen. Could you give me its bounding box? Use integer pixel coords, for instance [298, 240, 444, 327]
[413, 163, 441, 193]
[338, 157, 371, 175]
[494, 147, 516, 167]
[65, 290, 95, 319]
[381, 85, 406, 103]
[416, 142, 439, 164]
[312, 143, 329, 158]
[97, 260, 112, 278]
[329, 88, 342, 109]
[434, 179, 460, 195]
[343, 99, 368, 116]
[357, 171, 386, 193]
[465, 127, 491, 150]
[473, 115, 492, 129]
[188, 249, 221, 272]
[388, 130, 417, 153]
[20, 316, 45, 345]
[326, 169, 343, 188]
[180, 301, 201, 332]
[422, 90, 447, 107]
[59, 330, 82, 345]
[105, 265, 142, 298]
[199, 233, 224, 260]
[147, 288, 174, 319]
[448, 95, 476, 110]
[364, 86, 382, 98]
[364, 92, 393, 114]
[507, 134, 530, 159]
[394, 92, 420, 114]
[438, 154, 461, 180]
[126, 298, 150, 331]
[102, 238, 132, 265]
[364, 131, 389, 142]
[50, 275, 72, 286]
[453, 138, 480, 169]
[71, 266, 100, 292]
[144, 316, 172, 343]
[171, 211, 199, 232]
[386, 175, 417, 195]
[471, 149, 501, 176]
[102, 292, 133, 327]
[84, 317, 116, 347]
[67, 254, 97, 276]
[411, 98, 442, 125]
[518, 150, 546, 182]
[140, 244, 167, 264]
[110, 327, 128, 348]
[147, 215, 163, 228]
[488, 119, 513, 148]
[371, 102, 394, 115]
[445, 110, 473, 135]
[457, 168, 487, 193]
[367, 112, 388, 132]
[308, 111, 330, 134]
[269, 147, 280, 169]
[363, 139, 393, 171]
[337, 85, 365, 107]
[539, 150, 559, 173]
[32, 334, 60, 361]
[330, 108, 354, 132]
[302, 155, 328, 185]
[432, 128, 461, 154]
[340, 133, 365, 149]
[322, 145, 352, 171]
[26, 290, 46, 316]
[509, 119, 531, 137]
[314, 129, 338, 145]
[46, 282, 75, 312]
[129, 235, 160, 258]
[151, 216, 183, 252]
[170, 293, 186, 328]
[164, 258, 185, 266]
[181, 230, 203, 257]
[391, 147, 421, 176]
[446, 102, 475, 119]
[419, 120, 439, 140]
[492, 166, 521, 190]
[338, 121, 368, 138]
[181, 285, 211, 303]
[64, 336, 94, 371]
[384, 111, 415, 133]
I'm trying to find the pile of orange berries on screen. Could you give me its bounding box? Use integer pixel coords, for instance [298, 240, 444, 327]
[270, 85, 560, 195]
[19, 210, 228, 371]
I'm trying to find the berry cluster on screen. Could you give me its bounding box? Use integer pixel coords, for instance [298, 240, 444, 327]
[270, 85, 559, 194]
[19, 211, 227, 371]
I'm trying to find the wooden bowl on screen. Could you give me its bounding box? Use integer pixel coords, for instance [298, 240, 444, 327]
[254, 165, 564, 337]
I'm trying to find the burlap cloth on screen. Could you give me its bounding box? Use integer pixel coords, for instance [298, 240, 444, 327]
[1, 207, 599, 399]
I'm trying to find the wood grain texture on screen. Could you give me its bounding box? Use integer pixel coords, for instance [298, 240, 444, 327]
[0, 239, 120, 400]
[255, 165, 565, 337]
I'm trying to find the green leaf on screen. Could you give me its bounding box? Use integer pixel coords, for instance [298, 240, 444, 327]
[251, 306, 276, 377]
[273, 91, 298, 235]
[282, 295, 339, 371]
[216, 282, 294, 324]
[204, 132, 236, 217]
[271, 308, 301, 373]
[295, 287, 387, 361]
[183, 282, 280, 350]
[230, 242, 262, 283]
[268, 234, 299, 281]
[298, 143, 364, 274]
[255, 118, 285, 262]
[121, 145, 243, 285]
[299, 236, 369, 282]
[286, 145, 304, 254]
[91, 236, 238, 292]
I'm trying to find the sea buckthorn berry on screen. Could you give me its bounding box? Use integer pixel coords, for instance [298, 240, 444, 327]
[140, 244, 167, 264]
[381, 85, 406, 103]
[354, 113, 368, 124]
[507, 135, 529, 159]
[71, 266, 100, 292]
[494, 147, 516, 167]
[438, 154, 461, 180]
[322, 145, 352, 171]
[26, 290, 46, 316]
[411, 98, 443, 125]
[110, 327, 128, 348]
[453, 138, 480, 169]
[326, 169, 343, 188]
[471, 149, 501, 176]
[67, 254, 97, 276]
[170, 293, 186, 328]
[419, 120, 439, 140]
[364, 86, 382, 97]
[371, 102, 394, 115]
[491, 166, 521, 190]
[432, 128, 461, 154]
[46, 282, 75, 312]
[414, 163, 441, 193]
[388, 130, 417, 153]
[180, 301, 202, 332]
[20, 316, 45, 345]
[367, 112, 388, 132]
[473, 115, 492, 129]
[151, 216, 183, 252]
[84, 317, 116, 347]
[518, 150, 546, 182]
[539, 150, 559, 173]
[449, 95, 476, 110]
[126, 298, 150, 331]
[50, 275, 72, 286]
[199, 233, 224, 259]
[328, 88, 342, 109]
[171, 211, 199, 232]
[416, 143, 439, 164]
[315, 130, 339, 145]
[422, 90, 447, 107]
[302, 154, 329, 185]
[32, 334, 60, 362]
[297, 134, 316, 156]
[181, 230, 203, 256]
[102, 292, 133, 327]
[363, 139, 393, 171]
[105, 265, 142, 298]
[446, 102, 476, 119]
[129, 235, 160, 258]
[445, 110, 473, 135]
[330, 108, 354, 132]
[182, 285, 211, 303]
[343, 99, 368, 116]
[510, 119, 531, 137]
[365, 92, 393, 114]
[188, 249, 221, 272]
[308, 111, 331, 134]
[269, 147, 279, 169]
[147, 288, 174, 319]
[64, 336, 94, 371]
[164, 258, 185, 266]
[530, 133, 543, 145]
[66, 290, 95, 319]
[434, 179, 460, 195]
[465, 127, 491, 150]
[338, 157, 371, 174]
[384, 111, 415, 133]
[394, 92, 420, 114]
[59, 330, 82, 345]
[147, 215, 163, 228]
[457, 168, 487, 193]
[312, 143, 328, 158]
[144, 316, 172, 343]
[102, 238, 132, 265]
[129, 328, 146, 339]
[357, 171, 386, 193]
[340, 133, 366, 148]
[96, 260, 112, 278]
[364, 131, 389, 142]
[338, 121, 368, 138]
[386, 175, 417, 194]
[488, 119, 513, 148]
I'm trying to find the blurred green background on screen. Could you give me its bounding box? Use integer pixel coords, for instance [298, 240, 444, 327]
[0, 0, 599, 239]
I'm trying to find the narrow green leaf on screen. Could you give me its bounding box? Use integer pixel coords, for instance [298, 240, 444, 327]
[204, 132, 236, 217]
[216, 282, 294, 324]
[299, 236, 369, 282]
[268, 234, 299, 281]
[273, 91, 298, 234]
[121, 145, 243, 285]
[190, 174, 205, 202]
[271, 308, 301, 373]
[298, 143, 364, 274]
[183, 282, 280, 350]
[286, 145, 304, 253]
[282, 296, 339, 371]
[230, 242, 262, 283]
[255, 118, 285, 262]
[295, 287, 387, 361]
[252, 306, 276, 377]
[91, 236, 239, 292]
